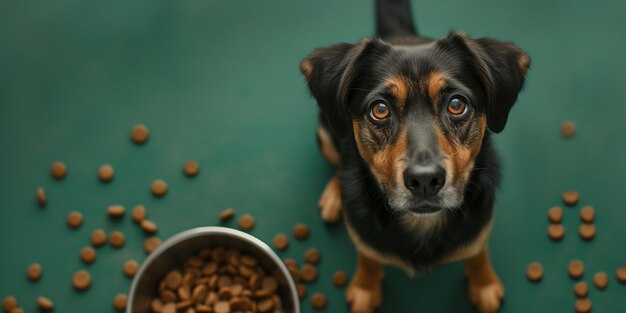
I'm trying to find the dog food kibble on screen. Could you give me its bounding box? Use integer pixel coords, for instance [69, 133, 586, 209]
[36, 187, 46, 207]
[80, 246, 96, 264]
[112, 293, 127, 311]
[575, 298, 592, 313]
[547, 224, 565, 240]
[144, 236, 161, 254]
[580, 206, 595, 223]
[140, 219, 158, 234]
[99, 164, 114, 182]
[51, 161, 67, 180]
[304, 248, 321, 265]
[526, 262, 543, 282]
[26, 263, 42, 282]
[123, 259, 140, 277]
[37, 296, 54, 311]
[579, 224, 596, 240]
[300, 264, 318, 283]
[547, 206, 563, 223]
[562, 191, 580, 206]
[132, 204, 147, 223]
[297, 283, 307, 299]
[561, 121, 576, 138]
[162, 302, 176, 313]
[3, 296, 17, 312]
[91, 229, 107, 246]
[151, 179, 168, 197]
[109, 231, 126, 248]
[310, 292, 327, 310]
[66, 211, 84, 229]
[9, 308, 24, 313]
[219, 208, 235, 222]
[273, 233, 289, 251]
[593, 272, 608, 290]
[72, 270, 92, 291]
[574, 282, 588, 298]
[332, 271, 349, 287]
[293, 223, 309, 240]
[108, 205, 125, 218]
[617, 267, 626, 283]
[131, 124, 149, 144]
[238, 214, 255, 231]
[183, 160, 200, 177]
[568, 260, 585, 278]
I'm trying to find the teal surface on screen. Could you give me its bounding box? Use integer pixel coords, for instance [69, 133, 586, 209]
[1, 0, 626, 312]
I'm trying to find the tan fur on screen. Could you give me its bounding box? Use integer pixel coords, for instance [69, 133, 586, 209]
[518, 54, 530, 76]
[319, 174, 342, 223]
[435, 114, 486, 183]
[346, 252, 383, 313]
[465, 246, 505, 313]
[300, 58, 313, 81]
[317, 126, 340, 166]
[385, 76, 409, 105]
[425, 72, 448, 105]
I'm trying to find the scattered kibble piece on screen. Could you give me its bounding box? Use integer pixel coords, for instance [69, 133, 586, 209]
[547, 224, 565, 241]
[80, 246, 96, 264]
[310, 292, 327, 310]
[99, 164, 114, 182]
[238, 214, 255, 231]
[561, 121, 576, 138]
[37, 296, 54, 311]
[547, 206, 563, 223]
[123, 259, 140, 278]
[9, 307, 24, 313]
[151, 179, 168, 197]
[72, 270, 92, 291]
[66, 211, 84, 229]
[51, 162, 67, 180]
[616, 267, 626, 283]
[131, 205, 146, 223]
[580, 206, 595, 223]
[562, 191, 580, 206]
[273, 233, 289, 251]
[183, 160, 200, 177]
[36, 188, 46, 207]
[332, 271, 349, 287]
[526, 262, 543, 282]
[108, 205, 125, 218]
[131, 124, 149, 144]
[219, 208, 235, 222]
[91, 229, 107, 247]
[579, 224, 596, 240]
[27, 263, 42, 282]
[293, 223, 309, 240]
[574, 281, 588, 298]
[109, 231, 126, 248]
[113, 293, 127, 311]
[297, 283, 307, 299]
[575, 298, 591, 313]
[300, 264, 318, 283]
[568, 260, 585, 279]
[3, 296, 17, 312]
[304, 248, 321, 265]
[144, 236, 161, 254]
[593, 272, 608, 290]
[140, 220, 158, 234]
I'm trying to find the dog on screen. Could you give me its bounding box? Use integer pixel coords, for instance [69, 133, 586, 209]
[300, 0, 530, 312]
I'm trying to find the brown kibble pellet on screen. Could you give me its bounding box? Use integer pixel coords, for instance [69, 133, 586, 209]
[562, 190, 579, 206]
[99, 164, 114, 182]
[37, 296, 54, 311]
[162, 302, 176, 313]
[123, 259, 140, 277]
[214, 301, 230, 313]
[568, 260, 585, 278]
[293, 223, 309, 240]
[150, 299, 163, 313]
[132, 205, 147, 223]
[51, 161, 67, 180]
[109, 231, 126, 248]
[80, 246, 96, 264]
[219, 208, 235, 222]
[151, 179, 168, 197]
[310, 292, 327, 310]
[297, 283, 307, 299]
[113, 293, 127, 311]
[27, 263, 42, 282]
[574, 282, 588, 298]
[36, 187, 46, 207]
[580, 206, 595, 223]
[66, 211, 84, 229]
[91, 229, 107, 247]
[547, 224, 565, 241]
[304, 248, 321, 265]
[547, 206, 563, 223]
[238, 214, 255, 231]
[579, 224, 596, 240]
[108, 205, 125, 218]
[526, 262, 543, 282]
[72, 270, 92, 291]
[131, 124, 149, 144]
[273, 233, 289, 251]
[575, 298, 592, 313]
[332, 271, 348, 287]
[140, 220, 158, 233]
[165, 270, 183, 289]
[616, 267, 626, 283]
[3, 296, 17, 312]
[300, 264, 318, 283]
[183, 160, 200, 177]
[561, 121, 576, 138]
[593, 272, 608, 290]
[144, 236, 161, 254]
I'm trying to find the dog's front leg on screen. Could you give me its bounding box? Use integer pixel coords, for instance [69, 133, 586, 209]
[465, 247, 505, 313]
[319, 174, 342, 222]
[346, 252, 383, 313]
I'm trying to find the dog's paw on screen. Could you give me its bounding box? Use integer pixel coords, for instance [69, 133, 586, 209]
[468, 279, 505, 313]
[319, 176, 342, 223]
[346, 283, 381, 313]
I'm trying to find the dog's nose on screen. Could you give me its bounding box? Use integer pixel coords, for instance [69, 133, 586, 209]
[403, 165, 446, 198]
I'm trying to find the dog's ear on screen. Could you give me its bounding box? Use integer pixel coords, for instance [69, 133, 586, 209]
[300, 40, 370, 137]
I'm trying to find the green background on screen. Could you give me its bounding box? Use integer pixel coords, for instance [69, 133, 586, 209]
[1, 0, 625, 312]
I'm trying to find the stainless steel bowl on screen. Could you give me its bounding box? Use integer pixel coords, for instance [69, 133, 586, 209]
[127, 226, 300, 313]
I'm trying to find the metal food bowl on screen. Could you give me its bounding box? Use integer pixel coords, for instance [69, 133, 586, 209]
[127, 226, 300, 313]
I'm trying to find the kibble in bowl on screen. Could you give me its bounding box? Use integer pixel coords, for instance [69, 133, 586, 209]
[127, 226, 299, 313]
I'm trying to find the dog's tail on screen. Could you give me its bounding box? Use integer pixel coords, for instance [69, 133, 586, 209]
[376, 0, 418, 39]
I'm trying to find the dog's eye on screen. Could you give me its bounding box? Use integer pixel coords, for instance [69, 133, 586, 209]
[370, 102, 391, 120]
[447, 97, 468, 116]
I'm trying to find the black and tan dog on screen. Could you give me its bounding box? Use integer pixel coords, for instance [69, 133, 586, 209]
[300, 0, 529, 312]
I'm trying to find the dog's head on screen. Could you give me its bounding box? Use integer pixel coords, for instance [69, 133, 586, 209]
[301, 32, 529, 214]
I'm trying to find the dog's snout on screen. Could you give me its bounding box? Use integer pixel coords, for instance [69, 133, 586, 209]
[403, 165, 446, 198]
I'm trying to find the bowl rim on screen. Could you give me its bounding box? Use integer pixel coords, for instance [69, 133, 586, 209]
[127, 226, 300, 313]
